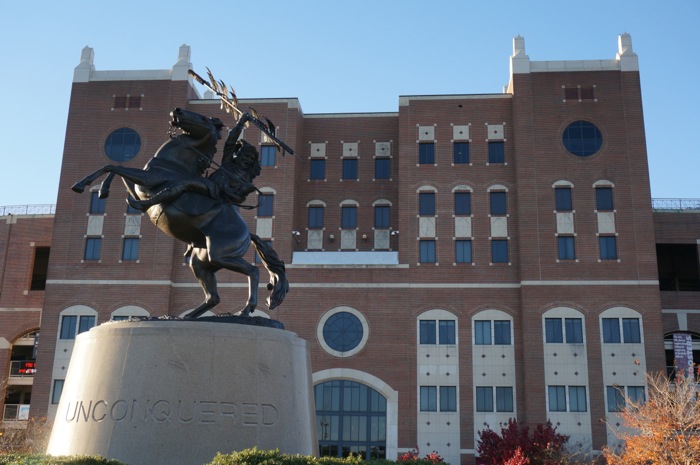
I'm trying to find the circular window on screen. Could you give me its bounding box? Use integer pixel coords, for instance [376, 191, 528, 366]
[104, 128, 142, 162]
[318, 307, 369, 357]
[562, 121, 603, 157]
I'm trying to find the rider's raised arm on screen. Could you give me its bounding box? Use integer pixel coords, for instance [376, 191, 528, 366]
[223, 112, 251, 159]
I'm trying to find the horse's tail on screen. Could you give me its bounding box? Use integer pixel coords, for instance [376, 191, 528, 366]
[250, 233, 289, 310]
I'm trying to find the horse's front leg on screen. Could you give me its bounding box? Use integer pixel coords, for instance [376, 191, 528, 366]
[99, 172, 116, 199]
[240, 264, 260, 317]
[71, 165, 116, 193]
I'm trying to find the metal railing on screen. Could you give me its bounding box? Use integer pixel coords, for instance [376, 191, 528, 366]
[0, 204, 56, 216]
[652, 198, 700, 212]
[2, 404, 30, 421]
[9, 360, 36, 377]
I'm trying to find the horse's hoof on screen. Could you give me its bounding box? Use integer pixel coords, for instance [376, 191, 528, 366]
[71, 182, 85, 193]
[98, 189, 110, 199]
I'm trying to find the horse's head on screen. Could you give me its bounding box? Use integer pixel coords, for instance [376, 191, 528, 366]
[170, 108, 224, 142]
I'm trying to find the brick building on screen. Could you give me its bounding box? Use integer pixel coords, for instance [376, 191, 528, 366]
[2, 34, 699, 463]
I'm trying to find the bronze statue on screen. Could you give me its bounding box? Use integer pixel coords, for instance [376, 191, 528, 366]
[71, 106, 289, 319]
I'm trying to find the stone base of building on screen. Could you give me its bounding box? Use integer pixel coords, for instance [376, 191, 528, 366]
[46, 319, 317, 465]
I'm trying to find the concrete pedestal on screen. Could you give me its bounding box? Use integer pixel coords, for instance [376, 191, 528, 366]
[47, 320, 317, 465]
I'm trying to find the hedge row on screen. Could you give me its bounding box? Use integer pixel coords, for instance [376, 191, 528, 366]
[0, 449, 429, 465]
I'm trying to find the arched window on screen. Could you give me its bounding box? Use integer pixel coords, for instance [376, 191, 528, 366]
[314, 380, 387, 459]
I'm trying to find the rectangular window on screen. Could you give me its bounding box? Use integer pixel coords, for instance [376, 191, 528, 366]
[51, 379, 65, 404]
[341, 206, 357, 229]
[260, 146, 276, 167]
[308, 207, 324, 228]
[491, 240, 509, 263]
[30, 246, 50, 291]
[453, 142, 470, 164]
[439, 320, 456, 344]
[569, 386, 587, 412]
[490, 192, 507, 215]
[622, 318, 641, 343]
[419, 192, 436, 216]
[419, 320, 437, 344]
[545, 318, 564, 343]
[627, 386, 646, 404]
[476, 387, 494, 412]
[90, 192, 106, 214]
[565, 318, 584, 343]
[555, 188, 573, 211]
[310, 159, 325, 180]
[475, 321, 492, 345]
[596, 187, 614, 211]
[558, 236, 576, 260]
[599, 236, 618, 260]
[494, 320, 511, 345]
[419, 143, 435, 164]
[440, 386, 457, 412]
[342, 159, 358, 180]
[375, 158, 391, 179]
[607, 386, 625, 412]
[59, 315, 77, 340]
[488, 141, 505, 163]
[548, 386, 567, 412]
[122, 238, 139, 261]
[257, 194, 274, 217]
[420, 386, 437, 412]
[374, 206, 390, 228]
[454, 192, 471, 215]
[420, 240, 436, 263]
[78, 315, 95, 334]
[496, 387, 514, 412]
[84, 238, 101, 261]
[602, 318, 621, 343]
[455, 240, 472, 263]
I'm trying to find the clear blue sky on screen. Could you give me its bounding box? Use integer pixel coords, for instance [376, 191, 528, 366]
[1, 0, 698, 206]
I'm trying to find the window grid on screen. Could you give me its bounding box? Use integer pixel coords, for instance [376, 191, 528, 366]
[418, 143, 435, 164]
[453, 142, 470, 164]
[455, 240, 472, 263]
[375, 158, 391, 179]
[419, 192, 436, 216]
[342, 159, 358, 180]
[475, 320, 511, 345]
[260, 146, 276, 167]
[310, 159, 326, 180]
[309, 206, 324, 229]
[488, 141, 505, 164]
[374, 206, 390, 229]
[257, 194, 274, 217]
[454, 192, 471, 215]
[122, 237, 139, 261]
[419, 240, 436, 263]
[341, 206, 357, 229]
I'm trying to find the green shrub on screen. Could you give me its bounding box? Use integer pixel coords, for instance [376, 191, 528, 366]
[0, 454, 127, 465]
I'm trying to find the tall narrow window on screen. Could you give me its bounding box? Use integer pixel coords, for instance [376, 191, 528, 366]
[342, 159, 358, 180]
[596, 187, 614, 211]
[122, 238, 139, 261]
[84, 238, 101, 261]
[341, 206, 357, 229]
[419, 320, 437, 344]
[494, 321, 511, 345]
[310, 159, 326, 180]
[607, 386, 625, 412]
[453, 142, 470, 164]
[455, 240, 472, 263]
[439, 386, 457, 412]
[555, 187, 573, 211]
[420, 240, 436, 263]
[374, 206, 390, 229]
[496, 387, 514, 412]
[490, 192, 506, 215]
[558, 236, 576, 260]
[418, 143, 435, 164]
[599, 236, 618, 260]
[488, 141, 505, 164]
[419, 192, 436, 216]
[438, 320, 456, 344]
[491, 240, 508, 263]
[420, 386, 437, 411]
[565, 318, 584, 343]
[257, 194, 274, 217]
[78, 315, 96, 334]
[30, 247, 50, 291]
[622, 318, 641, 343]
[548, 386, 567, 412]
[475, 321, 491, 345]
[374, 158, 390, 179]
[476, 387, 494, 412]
[545, 318, 564, 343]
[602, 318, 621, 343]
[90, 192, 106, 214]
[454, 192, 471, 215]
[309, 206, 324, 228]
[260, 146, 276, 166]
[569, 386, 587, 412]
[51, 380, 65, 404]
[59, 315, 77, 340]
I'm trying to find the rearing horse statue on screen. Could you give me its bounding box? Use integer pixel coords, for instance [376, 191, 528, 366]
[71, 108, 288, 319]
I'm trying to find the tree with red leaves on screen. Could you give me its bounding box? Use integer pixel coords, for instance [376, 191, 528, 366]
[477, 418, 569, 465]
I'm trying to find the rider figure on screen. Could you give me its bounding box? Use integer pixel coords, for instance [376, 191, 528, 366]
[128, 112, 261, 211]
